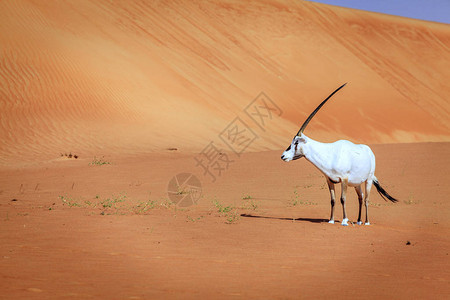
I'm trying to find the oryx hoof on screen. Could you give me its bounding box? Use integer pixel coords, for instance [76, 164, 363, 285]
[328, 220, 335, 224]
[357, 221, 363, 225]
[365, 222, 371, 226]
[341, 218, 349, 226]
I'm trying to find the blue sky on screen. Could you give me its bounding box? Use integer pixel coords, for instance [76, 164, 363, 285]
[308, 0, 450, 24]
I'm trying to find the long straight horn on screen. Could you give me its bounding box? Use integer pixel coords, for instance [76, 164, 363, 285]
[296, 83, 347, 136]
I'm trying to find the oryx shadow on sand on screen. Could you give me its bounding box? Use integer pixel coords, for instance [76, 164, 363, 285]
[240, 214, 331, 224]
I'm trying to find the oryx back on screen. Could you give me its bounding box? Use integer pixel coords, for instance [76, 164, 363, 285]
[323, 140, 375, 187]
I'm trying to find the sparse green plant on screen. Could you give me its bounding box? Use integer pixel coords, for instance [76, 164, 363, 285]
[221, 205, 233, 214]
[59, 195, 82, 207]
[288, 189, 317, 206]
[226, 210, 240, 224]
[134, 199, 157, 214]
[242, 199, 259, 211]
[89, 156, 111, 166]
[186, 215, 203, 222]
[212, 198, 240, 224]
[212, 197, 222, 211]
[289, 189, 301, 206]
[213, 198, 232, 214]
[159, 198, 173, 209]
[58, 192, 179, 215]
[242, 194, 253, 200]
[101, 193, 127, 208]
[84, 200, 97, 208]
[403, 193, 419, 205]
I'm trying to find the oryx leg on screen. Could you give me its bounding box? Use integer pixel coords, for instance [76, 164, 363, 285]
[355, 185, 364, 225]
[341, 178, 349, 226]
[364, 180, 373, 225]
[326, 178, 336, 224]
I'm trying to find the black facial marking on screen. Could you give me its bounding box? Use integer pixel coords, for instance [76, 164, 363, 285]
[328, 177, 339, 184]
[285, 145, 291, 151]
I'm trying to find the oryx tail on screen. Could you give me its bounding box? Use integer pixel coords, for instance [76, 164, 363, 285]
[373, 177, 398, 203]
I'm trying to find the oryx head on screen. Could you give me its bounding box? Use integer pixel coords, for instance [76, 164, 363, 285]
[281, 83, 347, 162]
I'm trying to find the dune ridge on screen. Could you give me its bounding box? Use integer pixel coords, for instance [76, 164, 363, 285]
[1, 0, 449, 166]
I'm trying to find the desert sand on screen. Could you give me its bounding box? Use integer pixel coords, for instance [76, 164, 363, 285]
[0, 0, 449, 299]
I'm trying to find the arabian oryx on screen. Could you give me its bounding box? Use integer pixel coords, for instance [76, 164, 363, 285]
[281, 83, 398, 226]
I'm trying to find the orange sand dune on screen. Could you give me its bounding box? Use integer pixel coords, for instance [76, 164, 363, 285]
[1, 0, 450, 166]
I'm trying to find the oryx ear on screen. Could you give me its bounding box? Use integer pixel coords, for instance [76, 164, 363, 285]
[295, 135, 306, 144]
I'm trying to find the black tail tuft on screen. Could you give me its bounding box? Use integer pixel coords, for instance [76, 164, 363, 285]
[373, 178, 398, 203]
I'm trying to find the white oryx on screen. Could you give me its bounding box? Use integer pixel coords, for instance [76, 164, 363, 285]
[281, 83, 398, 226]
